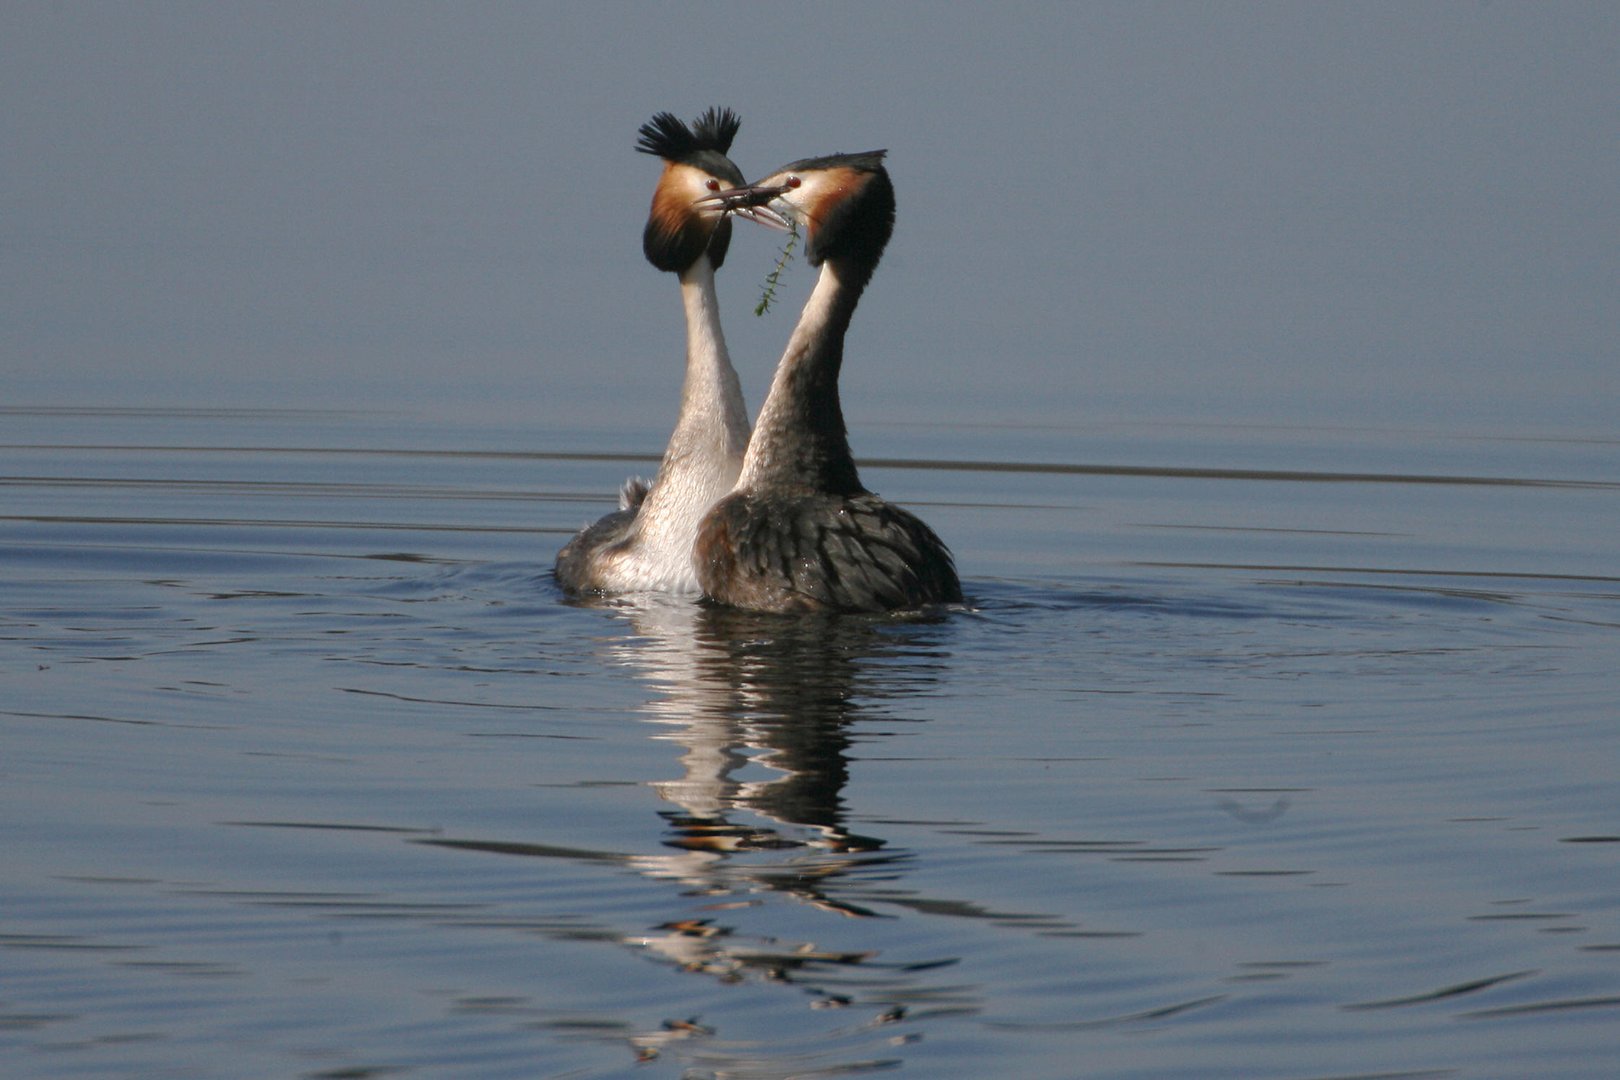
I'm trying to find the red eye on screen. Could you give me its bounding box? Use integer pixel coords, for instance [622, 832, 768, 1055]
[705, 178, 721, 191]
[785, 176, 801, 189]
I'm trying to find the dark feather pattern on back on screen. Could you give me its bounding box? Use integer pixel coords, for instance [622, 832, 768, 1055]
[695, 491, 961, 614]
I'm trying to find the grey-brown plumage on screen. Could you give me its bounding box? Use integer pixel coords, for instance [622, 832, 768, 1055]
[694, 152, 962, 613]
[553, 477, 645, 591]
[698, 489, 959, 613]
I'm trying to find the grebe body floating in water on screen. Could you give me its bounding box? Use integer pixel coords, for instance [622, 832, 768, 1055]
[693, 152, 962, 613]
[555, 108, 758, 596]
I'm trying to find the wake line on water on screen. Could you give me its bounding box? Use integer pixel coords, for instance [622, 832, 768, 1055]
[4, 443, 1611, 490]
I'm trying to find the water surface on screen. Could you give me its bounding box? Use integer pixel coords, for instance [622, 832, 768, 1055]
[3, 404, 1618, 1079]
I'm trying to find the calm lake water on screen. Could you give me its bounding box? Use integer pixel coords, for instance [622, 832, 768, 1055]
[4, 401, 1618, 1079]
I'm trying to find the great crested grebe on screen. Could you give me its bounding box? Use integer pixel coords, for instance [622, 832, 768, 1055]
[555, 108, 756, 595]
[692, 152, 962, 613]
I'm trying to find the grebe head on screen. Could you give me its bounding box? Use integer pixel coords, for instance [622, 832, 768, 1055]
[636, 108, 748, 273]
[701, 151, 894, 274]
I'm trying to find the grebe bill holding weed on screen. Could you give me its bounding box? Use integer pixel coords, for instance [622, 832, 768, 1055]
[693, 152, 962, 613]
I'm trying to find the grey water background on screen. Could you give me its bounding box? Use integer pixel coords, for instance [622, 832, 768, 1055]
[5, 5, 1620, 1078]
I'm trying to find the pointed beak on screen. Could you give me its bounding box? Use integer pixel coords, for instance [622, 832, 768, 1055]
[695, 182, 795, 231]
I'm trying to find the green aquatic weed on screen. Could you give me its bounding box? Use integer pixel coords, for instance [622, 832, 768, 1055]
[754, 218, 799, 317]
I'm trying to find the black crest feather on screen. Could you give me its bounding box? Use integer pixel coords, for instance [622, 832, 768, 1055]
[690, 106, 741, 154]
[636, 107, 741, 162]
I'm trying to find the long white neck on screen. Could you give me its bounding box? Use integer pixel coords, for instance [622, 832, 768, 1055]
[622, 255, 749, 590]
[668, 257, 750, 461]
[738, 261, 863, 494]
